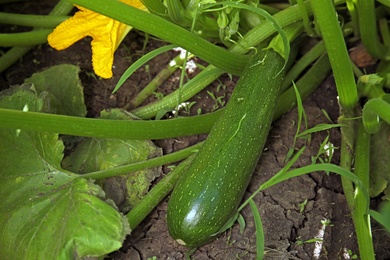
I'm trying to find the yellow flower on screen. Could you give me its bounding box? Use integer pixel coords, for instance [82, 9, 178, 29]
[48, 0, 147, 79]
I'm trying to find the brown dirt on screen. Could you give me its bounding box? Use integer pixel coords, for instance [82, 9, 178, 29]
[1, 1, 390, 260]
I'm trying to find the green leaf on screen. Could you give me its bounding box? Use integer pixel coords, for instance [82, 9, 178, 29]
[24, 64, 87, 117]
[0, 85, 129, 258]
[369, 123, 390, 198]
[62, 109, 162, 212]
[369, 201, 390, 233]
[249, 199, 264, 260]
[237, 214, 246, 234]
[114, 44, 177, 93]
[297, 123, 345, 138]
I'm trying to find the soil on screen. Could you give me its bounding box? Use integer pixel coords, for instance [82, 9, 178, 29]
[1, 1, 390, 260]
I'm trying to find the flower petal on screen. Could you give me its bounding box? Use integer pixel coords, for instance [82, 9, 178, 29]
[47, 0, 147, 78]
[48, 8, 101, 50]
[91, 36, 114, 78]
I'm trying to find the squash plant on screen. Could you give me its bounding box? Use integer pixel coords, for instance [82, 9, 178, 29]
[0, 0, 389, 259]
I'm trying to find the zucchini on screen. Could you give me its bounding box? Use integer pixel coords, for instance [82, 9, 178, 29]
[167, 48, 285, 248]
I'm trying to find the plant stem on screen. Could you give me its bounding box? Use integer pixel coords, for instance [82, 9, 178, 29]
[230, 1, 313, 54]
[356, 1, 389, 59]
[311, 0, 358, 111]
[0, 29, 53, 47]
[274, 53, 331, 119]
[0, 108, 220, 139]
[132, 51, 331, 121]
[0, 0, 73, 73]
[346, 0, 359, 38]
[311, 2, 376, 258]
[80, 142, 201, 180]
[379, 18, 390, 46]
[229, 0, 347, 55]
[139, 0, 167, 14]
[0, 50, 330, 140]
[127, 154, 195, 230]
[127, 53, 191, 109]
[131, 66, 224, 119]
[0, 12, 67, 27]
[297, 0, 315, 36]
[132, 2, 316, 119]
[281, 40, 325, 92]
[0, 50, 329, 139]
[70, 0, 247, 76]
[351, 120, 375, 260]
[340, 138, 355, 209]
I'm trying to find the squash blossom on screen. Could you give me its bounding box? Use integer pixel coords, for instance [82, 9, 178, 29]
[48, 0, 147, 79]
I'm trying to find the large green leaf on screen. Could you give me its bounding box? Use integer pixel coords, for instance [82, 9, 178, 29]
[0, 85, 129, 258]
[62, 109, 162, 212]
[24, 64, 87, 117]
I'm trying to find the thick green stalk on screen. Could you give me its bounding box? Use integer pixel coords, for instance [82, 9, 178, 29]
[228, 0, 348, 55]
[297, 0, 315, 36]
[0, 0, 73, 73]
[0, 29, 52, 47]
[44, 0, 73, 18]
[340, 161, 355, 211]
[0, 12, 67, 27]
[0, 108, 219, 139]
[127, 154, 195, 229]
[311, 0, 358, 111]
[127, 53, 190, 109]
[80, 142, 202, 180]
[131, 0, 352, 119]
[229, 1, 312, 54]
[356, 0, 389, 59]
[0, 51, 330, 145]
[274, 53, 331, 119]
[132, 2, 314, 119]
[70, 0, 247, 76]
[139, 0, 167, 15]
[311, 2, 376, 258]
[281, 40, 325, 92]
[379, 18, 390, 46]
[346, 0, 359, 37]
[352, 121, 375, 259]
[132, 66, 224, 119]
[134, 51, 331, 120]
[0, 51, 329, 140]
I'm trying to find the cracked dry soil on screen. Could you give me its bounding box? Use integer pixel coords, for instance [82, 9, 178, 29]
[1, 1, 390, 259]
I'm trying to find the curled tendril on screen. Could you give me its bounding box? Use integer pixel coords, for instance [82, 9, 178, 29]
[362, 96, 390, 134]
